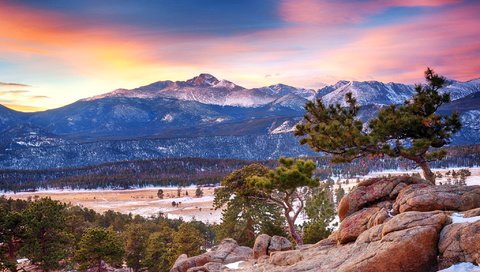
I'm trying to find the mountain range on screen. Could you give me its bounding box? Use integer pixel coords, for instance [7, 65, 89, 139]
[0, 73, 479, 169]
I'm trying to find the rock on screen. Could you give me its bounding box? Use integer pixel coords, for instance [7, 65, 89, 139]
[209, 238, 238, 262]
[337, 207, 381, 244]
[367, 207, 390, 228]
[268, 236, 292, 253]
[203, 262, 224, 272]
[173, 254, 189, 266]
[186, 267, 208, 272]
[438, 220, 480, 269]
[242, 211, 450, 272]
[393, 185, 480, 214]
[355, 224, 383, 244]
[224, 246, 252, 263]
[338, 176, 429, 221]
[253, 234, 271, 259]
[170, 239, 249, 272]
[269, 250, 304, 266]
[464, 207, 480, 218]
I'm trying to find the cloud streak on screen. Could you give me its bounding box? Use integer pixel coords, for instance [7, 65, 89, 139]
[0, 82, 30, 87]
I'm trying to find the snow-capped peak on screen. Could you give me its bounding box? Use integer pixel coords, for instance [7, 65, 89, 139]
[186, 73, 220, 87]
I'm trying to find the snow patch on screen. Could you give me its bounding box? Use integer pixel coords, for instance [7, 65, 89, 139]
[270, 121, 295, 134]
[225, 261, 244, 269]
[450, 213, 480, 224]
[162, 114, 173, 122]
[438, 262, 480, 272]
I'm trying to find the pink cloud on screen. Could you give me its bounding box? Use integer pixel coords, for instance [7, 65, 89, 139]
[279, 0, 462, 25]
[302, 1, 480, 83]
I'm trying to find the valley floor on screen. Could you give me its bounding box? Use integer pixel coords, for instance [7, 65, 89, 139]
[3, 167, 479, 224]
[2, 186, 222, 223]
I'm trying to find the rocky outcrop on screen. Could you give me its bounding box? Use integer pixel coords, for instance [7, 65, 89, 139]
[393, 185, 480, 214]
[170, 239, 252, 272]
[337, 176, 429, 221]
[438, 217, 480, 269]
[172, 178, 480, 272]
[246, 211, 450, 272]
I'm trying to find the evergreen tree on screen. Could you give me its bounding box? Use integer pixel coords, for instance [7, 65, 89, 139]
[335, 185, 346, 206]
[143, 226, 175, 272]
[172, 223, 205, 257]
[248, 157, 319, 245]
[295, 68, 461, 184]
[157, 189, 164, 199]
[75, 227, 124, 272]
[21, 198, 72, 271]
[302, 184, 336, 244]
[0, 209, 23, 272]
[124, 224, 149, 272]
[214, 164, 286, 247]
[195, 186, 204, 198]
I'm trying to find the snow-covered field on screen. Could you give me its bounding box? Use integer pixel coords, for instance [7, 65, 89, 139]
[2, 187, 222, 224]
[3, 167, 479, 225]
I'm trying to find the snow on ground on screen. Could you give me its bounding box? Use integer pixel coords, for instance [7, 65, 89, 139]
[225, 261, 244, 270]
[450, 213, 480, 224]
[438, 262, 480, 272]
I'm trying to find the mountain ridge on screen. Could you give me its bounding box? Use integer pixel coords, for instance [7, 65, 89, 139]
[0, 73, 479, 169]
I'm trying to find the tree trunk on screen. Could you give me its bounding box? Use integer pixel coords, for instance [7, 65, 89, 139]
[285, 213, 303, 245]
[418, 159, 435, 185]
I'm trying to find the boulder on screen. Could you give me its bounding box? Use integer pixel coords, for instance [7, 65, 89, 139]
[393, 185, 480, 214]
[268, 236, 292, 253]
[338, 176, 429, 221]
[269, 250, 304, 266]
[253, 234, 271, 259]
[170, 239, 250, 272]
[438, 220, 480, 269]
[337, 207, 381, 244]
[463, 207, 480, 218]
[224, 246, 252, 263]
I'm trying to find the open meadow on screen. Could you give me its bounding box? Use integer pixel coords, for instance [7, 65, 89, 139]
[3, 167, 479, 224]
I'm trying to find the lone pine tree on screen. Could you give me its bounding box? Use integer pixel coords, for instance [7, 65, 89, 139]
[295, 68, 461, 184]
[248, 158, 319, 245]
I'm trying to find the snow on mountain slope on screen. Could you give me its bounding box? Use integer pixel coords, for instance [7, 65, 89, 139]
[442, 79, 480, 100]
[320, 80, 415, 106]
[319, 79, 480, 106]
[84, 74, 318, 107]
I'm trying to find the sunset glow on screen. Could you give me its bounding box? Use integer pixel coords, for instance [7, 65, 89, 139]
[1, 0, 479, 111]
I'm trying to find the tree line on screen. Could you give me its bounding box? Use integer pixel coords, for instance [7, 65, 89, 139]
[0, 197, 214, 272]
[1, 144, 478, 192]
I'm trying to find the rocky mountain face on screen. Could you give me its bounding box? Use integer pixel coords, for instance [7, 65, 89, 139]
[0, 74, 479, 169]
[171, 176, 480, 272]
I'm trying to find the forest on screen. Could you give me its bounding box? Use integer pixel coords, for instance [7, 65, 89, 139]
[1, 144, 478, 192]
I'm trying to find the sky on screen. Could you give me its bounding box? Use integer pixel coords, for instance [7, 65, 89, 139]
[1, 0, 479, 112]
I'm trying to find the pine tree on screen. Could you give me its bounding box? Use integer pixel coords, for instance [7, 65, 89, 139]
[124, 224, 149, 272]
[0, 209, 23, 272]
[295, 68, 461, 184]
[214, 163, 286, 247]
[172, 223, 205, 257]
[248, 157, 319, 245]
[195, 186, 204, 198]
[75, 227, 124, 272]
[143, 226, 175, 272]
[302, 184, 336, 244]
[21, 198, 73, 271]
